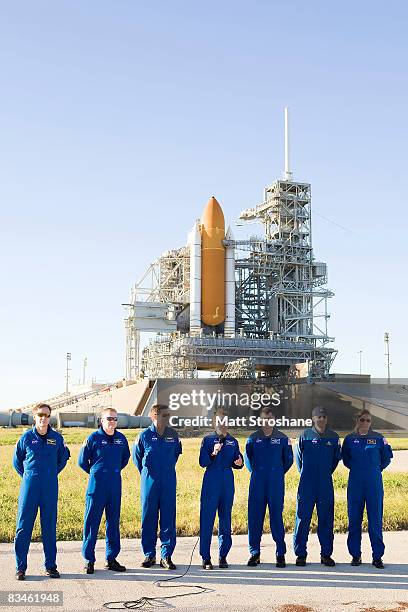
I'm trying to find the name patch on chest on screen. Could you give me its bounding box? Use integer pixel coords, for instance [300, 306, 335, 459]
[367, 439, 377, 445]
[271, 438, 281, 444]
[47, 438, 56, 445]
[165, 437, 174, 442]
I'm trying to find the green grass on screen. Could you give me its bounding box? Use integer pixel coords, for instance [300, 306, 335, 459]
[2, 428, 408, 448]
[0, 436, 407, 543]
[0, 428, 142, 446]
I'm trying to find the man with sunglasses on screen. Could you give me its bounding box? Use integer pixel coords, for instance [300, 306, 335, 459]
[13, 402, 70, 580]
[342, 409, 393, 569]
[78, 407, 130, 574]
[293, 405, 341, 567]
[133, 404, 182, 570]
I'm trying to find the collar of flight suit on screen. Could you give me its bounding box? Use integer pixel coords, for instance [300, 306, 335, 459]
[311, 425, 332, 438]
[259, 427, 278, 438]
[32, 424, 51, 440]
[98, 426, 118, 442]
[148, 423, 170, 438]
[213, 431, 232, 440]
[355, 428, 374, 437]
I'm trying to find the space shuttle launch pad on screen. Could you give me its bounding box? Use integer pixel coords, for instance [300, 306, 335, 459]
[124, 109, 336, 382]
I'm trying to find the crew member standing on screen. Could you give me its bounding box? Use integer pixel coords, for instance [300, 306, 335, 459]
[293, 406, 341, 566]
[245, 406, 293, 568]
[133, 404, 182, 570]
[13, 403, 70, 580]
[78, 407, 130, 574]
[342, 409, 393, 568]
[199, 407, 244, 570]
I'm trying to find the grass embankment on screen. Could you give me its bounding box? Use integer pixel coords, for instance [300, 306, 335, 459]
[0, 431, 407, 543]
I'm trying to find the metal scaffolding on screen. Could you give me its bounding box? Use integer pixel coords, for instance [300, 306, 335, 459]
[141, 333, 197, 379]
[234, 179, 335, 375]
[220, 358, 256, 379]
[124, 247, 190, 380]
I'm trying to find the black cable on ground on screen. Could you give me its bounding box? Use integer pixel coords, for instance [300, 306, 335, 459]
[103, 537, 214, 609]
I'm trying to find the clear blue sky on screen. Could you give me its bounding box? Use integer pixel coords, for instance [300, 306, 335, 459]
[1, 1, 407, 409]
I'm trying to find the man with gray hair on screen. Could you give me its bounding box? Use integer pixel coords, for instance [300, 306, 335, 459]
[293, 405, 341, 567]
[78, 407, 130, 574]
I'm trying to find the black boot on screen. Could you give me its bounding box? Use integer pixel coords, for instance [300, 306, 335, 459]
[15, 570, 25, 581]
[351, 556, 362, 566]
[247, 554, 260, 567]
[160, 557, 176, 570]
[105, 559, 126, 572]
[321, 555, 335, 567]
[141, 556, 156, 568]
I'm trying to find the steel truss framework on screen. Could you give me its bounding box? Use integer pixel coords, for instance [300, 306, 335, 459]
[124, 247, 190, 380]
[220, 358, 256, 379]
[232, 179, 335, 375]
[141, 334, 336, 378]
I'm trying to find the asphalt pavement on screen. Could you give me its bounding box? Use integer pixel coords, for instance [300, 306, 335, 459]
[0, 532, 407, 612]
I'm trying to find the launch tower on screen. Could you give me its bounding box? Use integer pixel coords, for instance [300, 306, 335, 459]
[124, 109, 336, 380]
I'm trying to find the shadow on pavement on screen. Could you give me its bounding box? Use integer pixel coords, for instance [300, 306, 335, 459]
[22, 562, 408, 591]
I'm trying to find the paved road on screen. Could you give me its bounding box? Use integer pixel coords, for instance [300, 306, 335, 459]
[0, 532, 407, 612]
[386, 449, 408, 472]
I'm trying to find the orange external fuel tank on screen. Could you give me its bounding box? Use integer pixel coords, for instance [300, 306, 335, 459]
[200, 196, 226, 326]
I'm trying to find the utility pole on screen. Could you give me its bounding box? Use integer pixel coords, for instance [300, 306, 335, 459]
[83, 357, 88, 385]
[65, 352, 72, 394]
[358, 350, 362, 375]
[384, 332, 391, 387]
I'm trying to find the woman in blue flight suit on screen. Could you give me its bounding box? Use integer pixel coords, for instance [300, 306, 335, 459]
[133, 404, 182, 570]
[13, 403, 70, 580]
[245, 406, 293, 568]
[199, 407, 244, 570]
[342, 409, 393, 568]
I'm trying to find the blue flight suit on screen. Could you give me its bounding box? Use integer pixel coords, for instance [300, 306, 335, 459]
[78, 427, 130, 563]
[293, 427, 341, 558]
[245, 428, 293, 557]
[133, 424, 182, 559]
[13, 426, 70, 572]
[199, 432, 243, 561]
[342, 430, 393, 560]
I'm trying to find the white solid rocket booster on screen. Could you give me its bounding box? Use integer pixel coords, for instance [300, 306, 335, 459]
[189, 220, 201, 335]
[224, 226, 235, 337]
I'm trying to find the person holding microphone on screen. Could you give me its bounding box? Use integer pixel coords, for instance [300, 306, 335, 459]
[199, 406, 244, 570]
